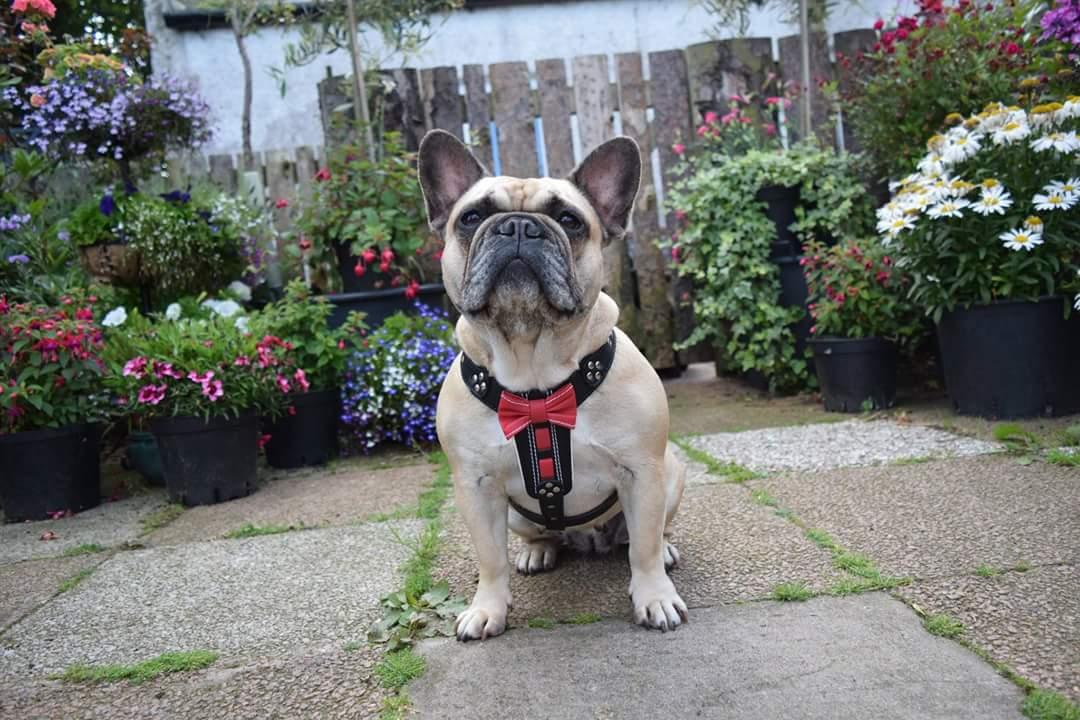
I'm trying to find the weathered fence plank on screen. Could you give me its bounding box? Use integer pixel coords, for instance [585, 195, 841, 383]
[833, 29, 876, 152]
[422, 66, 464, 139]
[535, 58, 575, 178]
[778, 32, 834, 146]
[686, 37, 774, 120]
[572, 54, 614, 155]
[265, 150, 295, 247]
[489, 61, 538, 178]
[208, 154, 237, 195]
[462, 64, 494, 170]
[616, 51, 675, 370]
[294, 145, 318, 204]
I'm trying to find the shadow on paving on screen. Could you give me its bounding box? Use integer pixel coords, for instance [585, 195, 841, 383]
[409, 594, 1025, 720]
[434, 481, 845, 625]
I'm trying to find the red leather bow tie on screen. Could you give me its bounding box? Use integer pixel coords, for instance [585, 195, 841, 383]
[497, 383, 577, 439]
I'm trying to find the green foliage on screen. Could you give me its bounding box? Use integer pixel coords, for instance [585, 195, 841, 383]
[222, 523, 300, 539]
[840, 0, 1075, 181]
[1023, 689, 1080, 720]
[379, 694, 413, 720]
[56, 650, 219, 684]
[802, 238, 925, 345]
[140, 503, 184, 533]
[564, 612, 602, 625]
[975, 564, 1002, 577]
[665, 142, 874, 393]
[293, 133, 434, 292]
[671, 437, 760, 482]
[368, 581, 466, 652]
[374, 649, 427, 690]
[251, 280, 367, 391]
[771, 581, 814, 601]
[1046, 449, 1080, 467]
[527, 617, 556, 629]
[57, 567, 95, 594]
[62, 543, 106, 557]
[994, 422, 1041, 455]
[922, 613, 965, 639]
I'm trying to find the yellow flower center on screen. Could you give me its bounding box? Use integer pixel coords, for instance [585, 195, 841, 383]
[982, 179, 1000, 188]
[1026, 216, 1043, 227]
[1003, 121, 1021, 132]
[1015, 233, 1031, 244]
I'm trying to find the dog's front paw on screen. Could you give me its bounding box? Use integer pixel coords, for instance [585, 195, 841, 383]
[515, 540, 559, 574]
[455, 593, 510, 641]
[630, 573, 688, 632]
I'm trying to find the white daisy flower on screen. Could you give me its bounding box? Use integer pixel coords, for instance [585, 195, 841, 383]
[882, 214, 917, 237]
[226, 280, 252, 302]
[1035, 131, 1080, 153]
[992, 119, 1030, 145]
[201, 298, 244, 318]
[164, 303, 182, 321]
[234, 316, 250, 333]
[1062, 97, 1080, 120]
[1033, 192, 1077, 212]
[901, 192, 934, 212]
[917, 154, 945, 176]
[927, 199, 969, 219]
[999, 228, 1044, 252]
[102, 307, 127, 327]
[1024, 216, 1044, 233]
[971, 187, 1013, 215]
[1046, 178, 1080, 195]
[942, 133, 981, 164]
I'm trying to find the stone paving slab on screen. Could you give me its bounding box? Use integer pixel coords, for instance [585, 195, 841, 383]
[0, 555, 102, 631]
[147, 464, 432, 546]
[690, 419, 999, 473]
[435, 481, 844, 625]
[0, 644, 388, 720]
[0, 494, 170, 565]
[899, 564, 1080, 703]
[753, 455, 1080, 579]
[0, 521, 421, 677]
[409, 593, 1025, 720]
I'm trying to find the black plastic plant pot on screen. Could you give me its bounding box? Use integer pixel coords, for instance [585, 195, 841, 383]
[772, 251, 813, 355]
[125, 430, 165, 486]
[809, 337, 898, 413]
[936, 297, 1080, 419]
[756, 184, 801, 256]
[263, 388, 340, 469]
[151, 413, 258, 506]
[0, 423, 101, 522]
[326, 283, 447, 330]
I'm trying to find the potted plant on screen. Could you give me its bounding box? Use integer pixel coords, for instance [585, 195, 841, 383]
[0, 294, 109, 521]
[666, 136, 875, 393]
[880, 98, 1080, 418]
[103, 306, 303, 506]
[341, 304, 457, 453]
[290, 132, 445, 327]
[252, 280, 367, 468]
[801, 240, 924, 411]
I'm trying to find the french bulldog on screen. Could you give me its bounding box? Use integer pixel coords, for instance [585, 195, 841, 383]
[418, 129, 686, 641]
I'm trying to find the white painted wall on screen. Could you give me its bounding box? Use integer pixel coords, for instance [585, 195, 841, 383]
[147, 0, 916, 157]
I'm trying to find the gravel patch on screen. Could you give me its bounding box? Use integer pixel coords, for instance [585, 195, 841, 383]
[0, 521, 420, 677]
[0, 555, 102, 631]
[690, 420, 1000, 473]
[0, 493, 170, 565]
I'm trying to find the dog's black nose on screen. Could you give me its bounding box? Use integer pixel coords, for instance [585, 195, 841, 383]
[493, 215, 545, 241]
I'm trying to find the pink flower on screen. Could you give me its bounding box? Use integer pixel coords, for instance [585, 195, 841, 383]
[203, 340, 214, 348]
[153, 361, 182, 379]
[257, 433, 272, 449]
[201, 379, 224, 401]
[314, 167, 331, 182]
[873, 18, 884, 30]
[765, 123, 777, 136]
[672, 143, 686, 156]
[137, 384, 167, 405]
[670, 246, 680, 262]
[696, 125, 708, 137]
[293, 368, 310, 392]
[188, 370, 214, 384]
[287, 405, 297, 416]
[720, 110, 738, 125]
[234, 355, 250, 366]
[361, 248, 377, 265]
[13, 0, 55, 18]
[123, 357, 148, 378]
[728, 94, 745, 103]
[274, 198, 289, 209]
[404, 280, 420, 300]
[674, 209, 687, 221]
[703, 111, 719, 124]
[276, 375, 291, 394]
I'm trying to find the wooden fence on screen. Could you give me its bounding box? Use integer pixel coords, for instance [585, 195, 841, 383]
[174, 29, 877, 371]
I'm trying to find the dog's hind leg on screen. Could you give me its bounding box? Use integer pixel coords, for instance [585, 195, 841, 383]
[661, 446, 686, 570]
[508, 507, 560, 574]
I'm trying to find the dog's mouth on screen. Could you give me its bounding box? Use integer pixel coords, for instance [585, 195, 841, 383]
[459, 215, 584, 316]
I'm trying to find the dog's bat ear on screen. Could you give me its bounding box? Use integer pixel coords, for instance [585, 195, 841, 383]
[418, 130, 489, 232]
[568, 136, 641, 244]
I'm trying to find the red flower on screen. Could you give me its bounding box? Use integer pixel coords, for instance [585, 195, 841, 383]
[1004, 42, 1021, 55]
[703, 110, 719, 124]
[353, 263, 366, 277]
[381, 248, 395, 264]
[299, 237, 312, 251]
[361, 248, 377, 265]
[257, 434, 272, 449]
[379, 261, 391, 273]
[391, 275, 403, 288]
[673, 143, 686, 156]
[873, 18, 884, 30]
[897, 28, 909, 40]
[404, 280, 420, 300]
[274, 198, 289, 209]
[314, 167, 331, 182]
[287, 405, 297, 416]
[434, 250, 443, 261]
[276, 375, 291, 394]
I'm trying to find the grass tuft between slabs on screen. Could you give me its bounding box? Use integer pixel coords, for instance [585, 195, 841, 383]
[1022, 689, 1080, 720]
[55, 650, 219, 684]
[374, 649, 427, 690]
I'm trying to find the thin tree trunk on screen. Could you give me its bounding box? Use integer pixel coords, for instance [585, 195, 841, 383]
[234, 21, 255, 171]
[345, 0, 377, 161]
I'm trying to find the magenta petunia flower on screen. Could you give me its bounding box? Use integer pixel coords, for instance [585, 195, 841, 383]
[137, 383, 167, 405]
[123, 357, 148, 378]
[187, 370, 214, 384]
[201, 379, 224, 401]
[293, 368, 310, 392]
[276, 375, 291, 394]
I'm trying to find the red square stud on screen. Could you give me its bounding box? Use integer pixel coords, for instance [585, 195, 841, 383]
[534, 426, 552, 450]
[538, 458, 555, 479]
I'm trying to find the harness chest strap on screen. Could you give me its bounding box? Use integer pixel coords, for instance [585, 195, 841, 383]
[459, 332, 618, 531]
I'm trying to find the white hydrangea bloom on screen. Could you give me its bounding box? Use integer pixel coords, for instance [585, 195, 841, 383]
[102, 307, 127, 327]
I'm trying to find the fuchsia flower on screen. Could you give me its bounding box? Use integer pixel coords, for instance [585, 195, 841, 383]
[276, 375, 291, 394]
[187, 370, 214, 384]
[153, 361, 182, 378]
[293, 368, 310, 392]
[672, 143, 686, 156]
[314, 167, 331, 182]
[123, 357, 148, 378]
[703, 111, 719, 124]
[201, 379, 224, 401]
[137, 384, 167, 405]
[234, 355, 250, 366]
[257, 433, 272, 449]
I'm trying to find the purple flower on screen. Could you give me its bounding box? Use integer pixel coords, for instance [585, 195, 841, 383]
[1041, 0, 1080, 45]
[99, 193, 115, 216]
[7, 254, 30, 264]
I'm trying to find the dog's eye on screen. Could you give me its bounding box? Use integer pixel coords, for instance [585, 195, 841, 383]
[459, 210, 482, 229]
[558, 211, 583, 232]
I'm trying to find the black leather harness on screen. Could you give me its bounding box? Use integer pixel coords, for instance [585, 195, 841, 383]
[460, 332, 619, 531]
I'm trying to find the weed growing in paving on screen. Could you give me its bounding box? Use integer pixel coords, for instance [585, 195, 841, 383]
[771, 582, 814, 601]
[222, 523, 301, 539]
[56, 651, 218, 684]
[343, 641, 363, 653]
[366, 506, 419, 523]
[62, 544, 106, 557]
[975, 565, 1002, 577]
[1022, 689, 1080, 720]
[380, 694, 412, 720]
[375, 649, 426, 690]
[527, 617, 556, 629]
[750, 488, 780, 507]
[892, 455, 936, 466]
[564, 612, 602, 625]
[828, 576, 908, 595]
[671, 437, 759, 483]
[804, 528, 910, 589]
[368, 581, 465, 651]
[923, 614, 965, 639]
[1046, 449, 1080, 467]
[1013, 560, 1033, 572]
[57, 568, 95, 594]
[141, 504, 184, 534]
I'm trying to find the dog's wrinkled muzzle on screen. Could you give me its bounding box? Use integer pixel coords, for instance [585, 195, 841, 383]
[459, 213, 583, 314]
